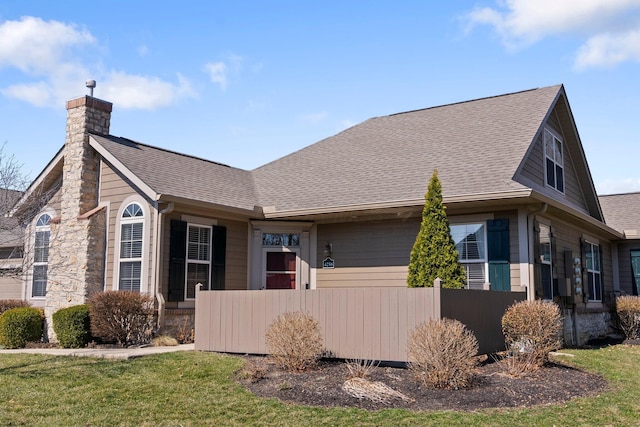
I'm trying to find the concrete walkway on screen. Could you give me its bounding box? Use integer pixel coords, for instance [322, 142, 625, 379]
[0, 343, 195, 360]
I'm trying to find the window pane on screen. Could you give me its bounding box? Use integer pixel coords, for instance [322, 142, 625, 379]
[539, 224, 551, 263]
[262, 233, 300, 246]
[541, 263, 553, 299]
[186, 263, 209, 298]
[545, 132, 554, 159]
[123, 203, 143, 218]
[546, 158, 555, 187]
[451, 224, 485, 261]
[121, 223, 143, 259]
[555, 139, 563, 164]
[32, 265, 47, 297]
[556, 165, 564, 192]
[36, 214, 51, 227]
[34, 230, 50, 263]
[461, 263, 485, 289]
[188, 226, 211, 261]
[119, 261, 141, 292]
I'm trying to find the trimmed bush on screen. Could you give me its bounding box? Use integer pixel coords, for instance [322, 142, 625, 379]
[0, 307, 43, 348]
[616, 295, 640, 340]
[501, 300, 562, 375]
[407, 318, 478, 389]
[265, 311, 323, 371]
[89, 291, 155, 346]
[0, 299, 30, 316]
[53, 305, 91, 348]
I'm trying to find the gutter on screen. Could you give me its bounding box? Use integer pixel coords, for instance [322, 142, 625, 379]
[154, 202, 174, 331]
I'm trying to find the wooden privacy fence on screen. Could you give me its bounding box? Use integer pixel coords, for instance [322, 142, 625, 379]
[194, 284, 526, 362]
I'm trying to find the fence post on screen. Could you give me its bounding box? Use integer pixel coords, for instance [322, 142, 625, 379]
[433, 278, 442, 319]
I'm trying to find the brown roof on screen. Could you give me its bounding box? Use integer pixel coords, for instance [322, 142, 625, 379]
[90, 85, 565, 217]
[252, 85, 562, 214]
[599, 192, 640, 235]
[90, 135, 258, 212]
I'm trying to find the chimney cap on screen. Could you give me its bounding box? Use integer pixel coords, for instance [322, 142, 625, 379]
[85, 80, 96, 97]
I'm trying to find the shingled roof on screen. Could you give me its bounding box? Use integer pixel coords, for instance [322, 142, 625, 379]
[90, 135, 258, 212]
[599, 192, 640, 236]
[252, 84, 563, 215]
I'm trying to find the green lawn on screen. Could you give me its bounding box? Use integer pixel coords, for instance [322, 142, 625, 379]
[0, 345, 639, 426]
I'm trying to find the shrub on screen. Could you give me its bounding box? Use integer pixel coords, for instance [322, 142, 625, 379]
[0, 307, 43, 348]
[52, 305, 91, 348]
[0, 299, 30, 316]
[501, 300, 562, 375]
[407, 318, 478, 389]
[616, 295, 640, 340]
[89, 291, 155, 346]
[265, 311, 323, 371]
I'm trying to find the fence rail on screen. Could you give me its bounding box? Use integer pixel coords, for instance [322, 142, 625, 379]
[194, 284, 525, 362]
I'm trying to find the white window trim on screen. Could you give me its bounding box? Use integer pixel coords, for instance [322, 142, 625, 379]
[29, 212, 53, 300]
[585, 240, 602, 302]
[543, 128, 565, 194]
[113, 196, 150, 293]
[450, 222, 488, 289]
[184, 223, 212, 301]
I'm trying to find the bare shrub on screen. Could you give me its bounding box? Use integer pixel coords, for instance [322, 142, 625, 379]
[89, 291, 155, 346]
[616, 296, 640, 340]
[346, 358, 378, 379]
[407, 318, 478, 389]
[501, 300, 562, 375]
[265, 311, 323, 372]
[175, 317, 195, 344]
[239, 359, 268, 383]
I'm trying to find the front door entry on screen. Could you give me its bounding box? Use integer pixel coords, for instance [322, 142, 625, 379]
[264, 249, 299, 289]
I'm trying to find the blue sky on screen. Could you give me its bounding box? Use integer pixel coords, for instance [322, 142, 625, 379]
[1, 1, 639, 195]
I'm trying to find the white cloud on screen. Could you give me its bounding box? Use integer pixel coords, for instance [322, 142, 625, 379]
[0, 16, 95, 73]
[597, 177, 640, 195]
[465, 0, 640, 67]
[0, 16, 196, 110]
[101, 71, 196, 110]
[204, 62, 228, 90]
[575, 30, 640, 68]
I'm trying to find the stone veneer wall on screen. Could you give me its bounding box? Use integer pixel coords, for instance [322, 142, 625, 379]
[44, 96, 112, 341]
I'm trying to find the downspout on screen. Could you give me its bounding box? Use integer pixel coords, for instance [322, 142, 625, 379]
[527, 203, 548, 302]
[155, 202, 174, 331]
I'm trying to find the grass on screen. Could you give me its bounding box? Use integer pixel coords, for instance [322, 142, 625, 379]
[0, 345, 639, 426]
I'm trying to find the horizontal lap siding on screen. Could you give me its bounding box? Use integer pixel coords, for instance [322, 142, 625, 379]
[617, 241, 640, 295]
[518, 110, 588, 213]
[161, 210, 248, 296]
[0, 275, 21, 299]
[99, 161, 155, 290]
[316, 219, 419, 288]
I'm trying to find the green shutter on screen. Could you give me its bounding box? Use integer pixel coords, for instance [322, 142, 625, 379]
[168, 220, 187, 302]
[631, 250, 640, 296]
[487, 219, 510, 291]
[211, 225, 226, 290]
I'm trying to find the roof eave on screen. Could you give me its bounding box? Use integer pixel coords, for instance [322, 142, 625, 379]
[157, 194, 262, 218]
[263, 189, 534, 219]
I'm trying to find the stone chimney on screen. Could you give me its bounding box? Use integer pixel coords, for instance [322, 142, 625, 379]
[44, 95, 112, 341]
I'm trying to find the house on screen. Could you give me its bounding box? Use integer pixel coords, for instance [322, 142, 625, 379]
[8, 83, 633, 345]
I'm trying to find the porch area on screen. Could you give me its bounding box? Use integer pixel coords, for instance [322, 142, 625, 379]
[194, 283, 525, 362]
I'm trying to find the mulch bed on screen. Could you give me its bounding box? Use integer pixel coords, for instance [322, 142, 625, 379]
[237, 355, 608, 412]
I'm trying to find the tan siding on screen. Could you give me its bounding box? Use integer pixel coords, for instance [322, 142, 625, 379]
[518, 106, 588, 212]
[100, 161, 155, 291]
[0, 275, 21, 299]
[616, 242, 640, 295]
[316, 219, 418, 288]
[317, 213, 523, 290]
[160, 211, 248, 300]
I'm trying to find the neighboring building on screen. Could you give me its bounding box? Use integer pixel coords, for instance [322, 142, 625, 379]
[0, 189, 24, 300]
[9, 84, 636, 344]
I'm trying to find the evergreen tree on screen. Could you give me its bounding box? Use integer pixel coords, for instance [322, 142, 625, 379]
[407, 170, 466, 289]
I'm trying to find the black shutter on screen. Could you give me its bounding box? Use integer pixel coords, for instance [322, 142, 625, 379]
[487, 219, 511, 291]
[533, 220, 542, 298]
[211, 225, 226, 290]
[168, 220, 187, 302]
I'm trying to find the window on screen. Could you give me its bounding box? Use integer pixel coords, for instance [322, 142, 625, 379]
[450, 223, 486, 289]
[585, 242, 602, 301]
[544, 129, 564, 193]
[118, 203, 144, 292]
[186, 225, 211, 299]
[32, 213, 51, 297]
[539, 224, 553, 299]
[262, 233, 300, 246]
